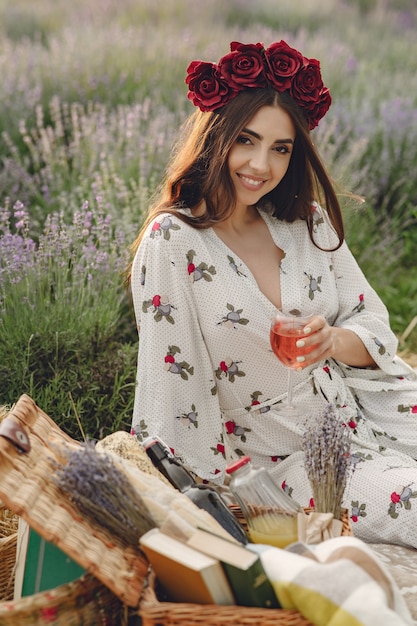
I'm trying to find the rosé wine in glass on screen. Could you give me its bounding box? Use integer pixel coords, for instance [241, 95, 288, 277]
[270, 310, 313, 416]
[270, 319, 315, 369]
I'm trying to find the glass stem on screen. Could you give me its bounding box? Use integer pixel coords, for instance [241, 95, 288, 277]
[287, 368, 295, 408]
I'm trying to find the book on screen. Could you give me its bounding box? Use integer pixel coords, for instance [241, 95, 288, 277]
[14, 519, 85, 599]
[187, 528, 280, 608]
[139, 528, 235, 605]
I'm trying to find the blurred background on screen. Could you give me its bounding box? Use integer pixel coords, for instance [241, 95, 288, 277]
[1, 0, 416, 438]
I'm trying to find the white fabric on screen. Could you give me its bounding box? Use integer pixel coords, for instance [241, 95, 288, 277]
[248, 536, 413, 625]
[131, 205, 417, 548]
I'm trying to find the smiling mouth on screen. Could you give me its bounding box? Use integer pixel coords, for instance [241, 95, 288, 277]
[237, 174, 266, 188]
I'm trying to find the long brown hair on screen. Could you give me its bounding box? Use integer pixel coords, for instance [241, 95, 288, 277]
[128, 88, 344, 280]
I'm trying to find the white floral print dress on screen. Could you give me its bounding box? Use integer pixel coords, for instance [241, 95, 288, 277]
[131, 204, 417, 548]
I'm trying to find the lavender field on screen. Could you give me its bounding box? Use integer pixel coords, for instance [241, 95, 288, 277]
[1, 0, 416, 438]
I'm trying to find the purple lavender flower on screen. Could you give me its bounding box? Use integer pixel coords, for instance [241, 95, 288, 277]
[303, 403, 352, 519]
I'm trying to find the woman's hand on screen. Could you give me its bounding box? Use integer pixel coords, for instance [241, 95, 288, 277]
[294, 315, 376, 368]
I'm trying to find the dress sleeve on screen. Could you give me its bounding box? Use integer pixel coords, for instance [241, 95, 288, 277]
[130, 216, 226, 482]
[330, 239, 409, 374]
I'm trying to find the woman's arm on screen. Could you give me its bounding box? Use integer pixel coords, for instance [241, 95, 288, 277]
[295, 235, 398, 370]
[296, 318, 377, 368]
[130, 215, 227, 482]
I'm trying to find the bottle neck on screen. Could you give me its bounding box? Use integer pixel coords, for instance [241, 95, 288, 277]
[145, 440, 195, 493]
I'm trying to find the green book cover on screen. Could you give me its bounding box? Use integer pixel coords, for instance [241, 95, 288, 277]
[221, 557, 280, 608]
[187, 528, 280, 608]
[16, 521, 85, 597]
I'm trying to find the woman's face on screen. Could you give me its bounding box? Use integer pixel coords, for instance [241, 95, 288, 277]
[227, 104, 295, 212]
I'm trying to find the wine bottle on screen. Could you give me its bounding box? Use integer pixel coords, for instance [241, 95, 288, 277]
[143, 437, 248, 544]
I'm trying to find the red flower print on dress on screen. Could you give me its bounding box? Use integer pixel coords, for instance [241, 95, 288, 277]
[352, 293, 365, 313]
[186, 249, 216, 282]
[245, 391, 271, 414]
[211, 437, 226, 458]
[388, 484, 417, 519]
[397, 403, 417, 414]
[224, 420, 251, 442]
[281, 480, 294, 497]
[143, 293, 177, 324]
[164, 346, 194, 380]
[350, 500, 367, 522]
[149, 216, 180, 240]
[214, 357, 246, 382]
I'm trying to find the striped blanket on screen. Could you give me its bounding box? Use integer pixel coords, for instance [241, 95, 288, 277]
[248, 536, 413, 625]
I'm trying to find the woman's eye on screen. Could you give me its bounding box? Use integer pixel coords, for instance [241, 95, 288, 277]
[275, 145, 290, 154]
[236, 135, 252, 145]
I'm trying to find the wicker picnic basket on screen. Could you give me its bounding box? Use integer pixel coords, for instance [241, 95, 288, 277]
[0, 396, 152, 625]
[138, 507, 352, 625]
[0, 507, 18, 602]
[139, 569, 312, 626]
[0, 503, 125, 625]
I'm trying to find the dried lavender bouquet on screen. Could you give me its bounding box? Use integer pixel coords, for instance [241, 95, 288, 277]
[54, 442, 155, 546]
[302, 403, 352, 520]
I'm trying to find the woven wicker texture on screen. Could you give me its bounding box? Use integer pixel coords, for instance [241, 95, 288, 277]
[229, 504, 353, 537]
[0, 394, 148, 607]
[0, 572, 124, 625]
[0, 508, 19, 601]
[0, 532, 17, 602]
[139, 570, 312, 626]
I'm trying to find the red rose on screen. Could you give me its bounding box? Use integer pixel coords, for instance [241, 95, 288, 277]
[224, 420, 235, 434]
[164, 354, 175, 363]
[412, 406, 417, 414]
[220, 361, 228, 372]
[186, 60, 235, 112]
[218, 41, 266, 89]
[264, 40, 304, 91]
[187, 262, 195, 275]
[303, 87, 332, 130]
[216, 443, 225, 453]
[152, 295, 161, 306]
[290, 58, 324, 105]
[391, 492, 401, 503]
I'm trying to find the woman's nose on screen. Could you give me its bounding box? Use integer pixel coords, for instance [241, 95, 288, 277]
[249, 147, 269, 172]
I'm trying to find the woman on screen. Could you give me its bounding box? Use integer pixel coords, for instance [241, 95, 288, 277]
[129, 41, 417, 547]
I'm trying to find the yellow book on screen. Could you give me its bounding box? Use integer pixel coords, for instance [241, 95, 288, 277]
[139, 528, 235, 605]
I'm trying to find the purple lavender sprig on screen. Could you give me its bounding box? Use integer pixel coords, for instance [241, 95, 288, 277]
[54, 442, 155, 546]
[302, 403, 352, 520]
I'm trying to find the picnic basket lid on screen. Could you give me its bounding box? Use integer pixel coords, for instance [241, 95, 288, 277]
[0, 394, 148, 607]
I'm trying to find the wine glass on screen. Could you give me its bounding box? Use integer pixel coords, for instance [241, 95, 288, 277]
[270, 310, 314, 416]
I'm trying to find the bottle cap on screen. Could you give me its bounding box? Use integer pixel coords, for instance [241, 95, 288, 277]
[225, 455, 251, 474]
[142, 436, 159, 450]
